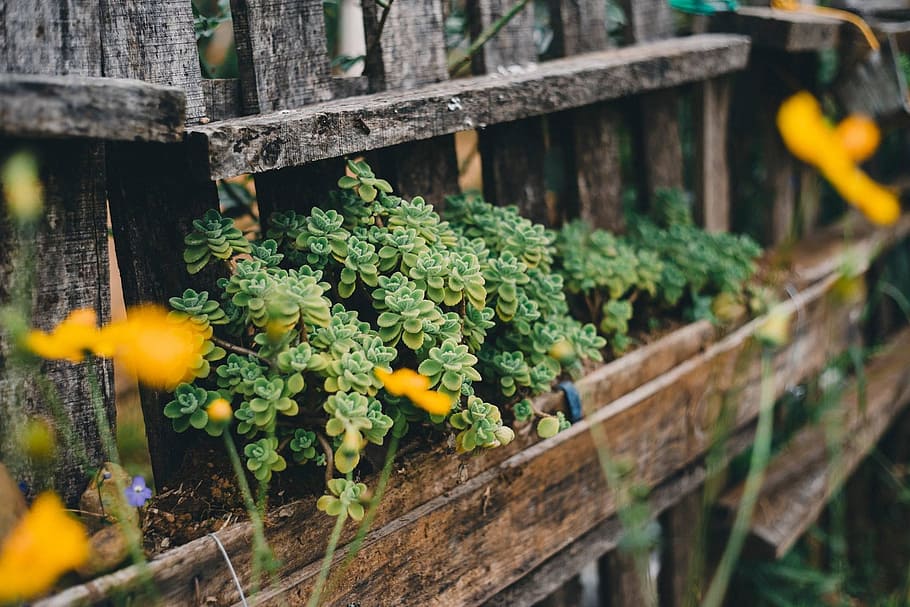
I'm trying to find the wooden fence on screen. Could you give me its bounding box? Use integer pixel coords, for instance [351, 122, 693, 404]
[0, 0, 908, 605]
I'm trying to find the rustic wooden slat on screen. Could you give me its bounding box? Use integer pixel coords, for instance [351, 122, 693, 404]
[230, 0, 333, 114]
[469, 0, 549, 223]
[621, 0, 684, 214]
[37, 217, 889, 607]
[694, 77, 732, 232]
[658, 490, 704, 607]
[202, 79, 243, 122]
[0, 0, 112, 506]
[188, 34, 751, 180]
[100, 1, 221, 485]
[0, 74, 185, 142]
[99, 0, 206, 123]
[549, 0, 625, 231]
[717, 326, 910, 559]
[601, 552, 654, 606]
[710, 7, 841, 52]
[534, 576, 583, 607]
[362, 0, 448, 92]
[361, 0, 460, 207]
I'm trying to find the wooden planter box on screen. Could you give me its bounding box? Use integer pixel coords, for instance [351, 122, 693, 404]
[38, 215, 910, 607]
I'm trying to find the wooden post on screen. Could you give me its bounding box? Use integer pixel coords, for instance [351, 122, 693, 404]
[620, 0, 686, 208]
[469, 0, 550, 224]
[549, 0, 625, 231]
[361, 0, 460, 206]
[100, 0, 220, 487]
[694, 77, 733, 232]
[658, 490, 705, 607]
[0, 1, 113, 505]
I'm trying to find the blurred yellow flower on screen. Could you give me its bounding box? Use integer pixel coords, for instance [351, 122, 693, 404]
[24, 308, 100, 363]
[777, 92, 900, 226]
[375, 368, 453, 416]
[96, 305, 206, 390]
[207, 397, 233, 422]
[0, 492, 89, 603]
[1, 151, 43, 222]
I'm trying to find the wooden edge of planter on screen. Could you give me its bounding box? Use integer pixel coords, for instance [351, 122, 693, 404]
[36, 214, 905, 607]
[184, 34, 751, 180]
[0, 74, 186, 143]
[709, 7, 842, 52]
[717, 326, 910, 559]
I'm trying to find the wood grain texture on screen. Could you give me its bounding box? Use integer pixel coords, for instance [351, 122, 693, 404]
[658, 490, 705, 607]
[99, 0, 206, 123]
[694, 77, 732, 233]
[36, 218, 888, 606]
[202, 79, 243, 122]
[470, 0, 547, 224]
[620, 0, 675, 42]
[549, 0, 626, 231]
[710, 7, 841, 52]
[718, 326, 910, 559]
[188, 35, 751, 179]
[0, 0, 112, 506]
[0, 74, 185, 142]
[362, 0, 448, 92]
[99, 0, 221, 485]
[230, 0, 333, 114]
[485, 467, 706, 607]
[0, 0, 101, 77]
[360, 0, 459, 210]
[548, 0, 609, 57]
[468, 0, 537, 73]
[621, 0, 684, 214]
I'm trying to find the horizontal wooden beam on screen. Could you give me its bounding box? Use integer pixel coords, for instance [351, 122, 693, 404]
[718, 326, 910, 559]
[0, 74, 185, 142]
[711, 7, 841, 51]
[186, 34, 751, 180]
[38, 212, 904, 607]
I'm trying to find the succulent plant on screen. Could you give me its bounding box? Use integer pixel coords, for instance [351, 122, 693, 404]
[449, 397, 514, 452]
[376, 282, 441, 350]
[247, 374, 303, 429]
[289, 428, 318, 463]
[163, 384, 224, 436]
[244, 437, 287, 482]
[324, 391, 375, 473]
[316, 478, 369, 520]
[337, 159, 393, 203]
[183, 209, 251, 274]
[417, 339, 481, 402]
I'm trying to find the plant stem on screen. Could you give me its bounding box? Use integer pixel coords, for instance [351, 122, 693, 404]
[306, 505, 349, 607]
[701, 352, 776, 607]
[316, 432, 336, 485]
[448, 0, 532, 75]
[366, 0, 396, 59]
[223, 429, 273, 597]
[211, 336, 274, 367]
[327, 433, 400, 592]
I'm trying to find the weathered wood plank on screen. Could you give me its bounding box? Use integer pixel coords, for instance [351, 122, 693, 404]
[202, 79, 243, 122]
[710, 7, 841, 52]
[361, 0, 459, 207]
[718, 326, 910, 559]
[621, 0, 684, 215]
[658, 490, 705, 607]
[99, 0, 206, 123]
[470, 0, 548, 223]
[100, 2, 221, 485]
[37, 216, 888, 606]
[362, 0, 448, 92]
[230, 0, 333, 114]
[188, 34, 751, 180]
[0, 74, 184, 142]
[694, 77, 732, 232]
[549, 0, 625, 231]
[0, 0, 112, 506]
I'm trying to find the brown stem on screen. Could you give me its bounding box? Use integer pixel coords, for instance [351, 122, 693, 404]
[316, 432, 335, 485]
[210, 336, 273, 367]
[366, 0, 396, 59]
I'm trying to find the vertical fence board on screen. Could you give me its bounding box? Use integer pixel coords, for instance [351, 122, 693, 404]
[0, 0, 112, 505]
[231, 0, 333, 114]
[362, 0, 459, 206]
[99, 0, 206, 124]
[101, 0, 219, 486]
[470, 0, 549, 223]
[621, 0, 685, 208]
[694, 77, 733, 232]
[601, 552, 654, 607]
[658, 490, 704, 607]
[549, 0, 624, 231]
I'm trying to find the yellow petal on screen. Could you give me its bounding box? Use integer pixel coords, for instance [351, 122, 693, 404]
[0, 492, 89, 602]
[375, 368, 430, 397]
[408, 389, 453, 416]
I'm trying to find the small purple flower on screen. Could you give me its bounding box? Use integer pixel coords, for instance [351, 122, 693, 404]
[125, 475, 152, 507]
